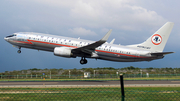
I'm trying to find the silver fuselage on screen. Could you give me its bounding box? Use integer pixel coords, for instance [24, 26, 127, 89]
[4, 32, 163, 62]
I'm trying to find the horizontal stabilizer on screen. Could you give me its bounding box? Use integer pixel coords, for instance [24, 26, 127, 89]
[151, 52, 174, 56]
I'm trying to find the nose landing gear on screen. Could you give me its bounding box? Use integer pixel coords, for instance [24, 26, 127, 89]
[80, 57, 87, 64]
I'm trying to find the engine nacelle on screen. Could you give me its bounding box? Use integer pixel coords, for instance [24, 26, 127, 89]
[54, 47, 73, 58]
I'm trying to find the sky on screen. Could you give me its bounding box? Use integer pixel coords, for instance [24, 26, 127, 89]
[0, 0, 180, 72]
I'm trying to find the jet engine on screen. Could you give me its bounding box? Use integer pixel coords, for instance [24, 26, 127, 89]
[54, 47, 75, 58]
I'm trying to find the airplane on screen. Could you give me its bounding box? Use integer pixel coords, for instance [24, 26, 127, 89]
[4, 22, 174, 64]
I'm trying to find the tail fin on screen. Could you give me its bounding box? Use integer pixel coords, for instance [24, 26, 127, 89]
[127, 22, 174, 52]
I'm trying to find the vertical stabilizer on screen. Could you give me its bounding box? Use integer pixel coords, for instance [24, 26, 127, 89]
[127, 22, 174, 52]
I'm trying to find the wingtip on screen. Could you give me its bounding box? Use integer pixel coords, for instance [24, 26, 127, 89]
[101, 29, 112, 41]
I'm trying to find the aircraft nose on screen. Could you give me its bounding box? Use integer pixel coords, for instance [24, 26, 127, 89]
[4, 37, 9, 41]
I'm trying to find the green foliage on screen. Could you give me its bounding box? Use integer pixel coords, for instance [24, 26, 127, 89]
[28, 68, 41, 71]
[0, 87, 180, 100]
[1, 67, 180, 75]
[71, 68, 83, 75]
[147, 67, 154, 70]
[84, 68, 94, 74]
[62, 68, 83, 75]
[122, 66, 140, 70]
[62, 70, 69, 75]
[96, 67, 116, 70]
[98, 70, 116, 74]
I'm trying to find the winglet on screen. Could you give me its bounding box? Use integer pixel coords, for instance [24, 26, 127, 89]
[101, 29, 112, 42]
[110, 38, 115, 44]
[72, 29, 112, 52]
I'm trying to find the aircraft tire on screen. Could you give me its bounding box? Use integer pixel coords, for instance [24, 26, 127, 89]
[17, 50, 21, 54]
[80, 58, 88, 64]
[84, 59, 87, 64]
[80, 59, 85, 64]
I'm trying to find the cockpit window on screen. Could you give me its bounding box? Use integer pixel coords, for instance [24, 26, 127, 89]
[6, 34, 16, 38]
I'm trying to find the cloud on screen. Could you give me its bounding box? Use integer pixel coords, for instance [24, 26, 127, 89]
[68, 0, 167, 30]
[12, 0, 166, 31]
[69, 27, 97, 36]
[1, 0, 167, 32]
[101, 28, 110, 33]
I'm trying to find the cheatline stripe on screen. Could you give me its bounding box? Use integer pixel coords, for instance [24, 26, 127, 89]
[13, 39, 149, 58]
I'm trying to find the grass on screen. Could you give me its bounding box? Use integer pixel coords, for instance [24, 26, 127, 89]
[124, 77, 180, 80]
[0, 78, 119, 81]
[0, 77, 180, 81]
[0, 87, 179, 101]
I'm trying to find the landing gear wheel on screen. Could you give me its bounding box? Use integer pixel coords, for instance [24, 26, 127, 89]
[17, 50, 21, 53]
[80, 57, 88, 64]
[80, 59, 85, 64]
[84, 59, 87, 64]
[17, 47, 21, 54]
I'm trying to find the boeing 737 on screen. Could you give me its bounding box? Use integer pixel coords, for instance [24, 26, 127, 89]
[4, 22, 174, 64]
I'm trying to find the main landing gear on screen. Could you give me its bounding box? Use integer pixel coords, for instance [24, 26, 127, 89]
[17, 47, 21, 54]
[80, 57, 87, 64]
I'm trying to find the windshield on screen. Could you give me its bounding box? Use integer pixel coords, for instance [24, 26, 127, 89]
[6, 34, 16, 38]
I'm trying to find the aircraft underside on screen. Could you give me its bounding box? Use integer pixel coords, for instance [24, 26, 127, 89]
[9, 41, 158, 64]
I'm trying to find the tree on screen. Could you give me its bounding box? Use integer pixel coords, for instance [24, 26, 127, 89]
[85, 68, 94, 74]
[62, 69, 83, 75]
[29, 68, 41, 71]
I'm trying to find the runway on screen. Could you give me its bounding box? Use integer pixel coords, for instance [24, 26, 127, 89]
[0, 80, 180, 87]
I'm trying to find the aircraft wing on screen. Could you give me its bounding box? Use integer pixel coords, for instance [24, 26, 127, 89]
[72, 29, 112, 55]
